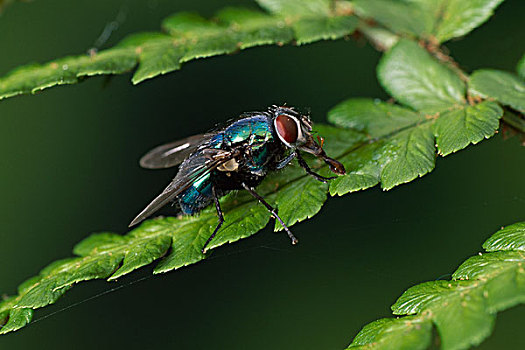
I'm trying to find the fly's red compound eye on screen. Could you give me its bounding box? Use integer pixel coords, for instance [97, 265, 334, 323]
[275, 114, 298, 144]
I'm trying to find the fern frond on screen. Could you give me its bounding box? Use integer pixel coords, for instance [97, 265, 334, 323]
[0, 0, 510, 102]
[0, 0, 357, 100]
[329, 39, 503, 194]
[347, 221, 525, 350]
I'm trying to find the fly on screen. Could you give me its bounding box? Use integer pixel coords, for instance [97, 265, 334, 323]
[130, 105, 346, 253]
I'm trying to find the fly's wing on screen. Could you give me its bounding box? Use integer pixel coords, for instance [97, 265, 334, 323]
[129, 149, 234, 227]
[139, 134, 212, 169]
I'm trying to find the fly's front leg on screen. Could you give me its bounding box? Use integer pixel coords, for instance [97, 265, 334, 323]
[241, 182, 298, 245]
[202, 185, 224, 253]
[295, 151, 336, 183]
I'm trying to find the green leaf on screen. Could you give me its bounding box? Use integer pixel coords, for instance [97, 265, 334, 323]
[0, 307, 33, 335]
[379, 125, 435, 190]
[423, 283, 495, 350]
[215, 7, 293, 49]
[272, 175, 327, 231]
[347, 316, 432, 350]
[73, 232, 126, 256]
[433, 0, 505, 42]
[327, 141, 385, 195]
[256, 0, 332, 16]
[0, 4, 357, 100]
[349, 220, 525, 350]
[352, 0, 438, 38]
[204, 195, 272, 250]
[0, 50, 138, 100]
[257, 0, 357, 45]
[483, 222, 525, 252]
[327, 99, 502, 195]
[469, 69, 525, 113]
[154, 195, 276, 273]
[150, 217, 209, 273]
[377, 39, 466, 114]
[17, 276, 42, 295]
[17, 254, 123, 308]
[452, 251, 525, 312]
[109, 234, 171, 280]
[161, 12, 239, 63]
[293, 15, 357, 45]
[433, 101, 502, 156]
[123, 34, 185, 85]
[518, 53, 525, 79]
[0, 159, 329, 334]
[328, 98, 423, 138]
[0, 309, 7, 329]
[353, 0, 504, 43]
[328, 99, 438, 194]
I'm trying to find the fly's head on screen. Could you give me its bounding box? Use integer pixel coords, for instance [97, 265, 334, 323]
[270, 105, 346, 175]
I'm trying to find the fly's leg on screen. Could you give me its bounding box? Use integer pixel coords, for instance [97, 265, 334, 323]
[202, 186, 224, 254]
[241, 183, 298, 245]
[276, 152, 296, 170]
[295, 151, 336, 183]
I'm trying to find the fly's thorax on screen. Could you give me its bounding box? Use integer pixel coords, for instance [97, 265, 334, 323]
[216, 114, 282, 175]
[223, 114, 274, 145]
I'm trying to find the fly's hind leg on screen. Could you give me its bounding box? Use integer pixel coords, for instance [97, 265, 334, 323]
[241, 182, 298, 245]
[202, 185, 224, 254]
[295, 151, 336, 183]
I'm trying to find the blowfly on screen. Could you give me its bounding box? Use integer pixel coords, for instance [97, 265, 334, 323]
[130, 106, 345, 252]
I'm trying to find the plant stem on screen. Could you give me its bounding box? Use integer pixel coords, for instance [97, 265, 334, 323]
[356, 21, 399, 52]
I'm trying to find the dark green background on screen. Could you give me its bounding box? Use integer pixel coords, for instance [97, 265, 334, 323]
[0, 0, 524, 349]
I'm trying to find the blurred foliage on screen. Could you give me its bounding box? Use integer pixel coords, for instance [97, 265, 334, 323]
[352, 0, 504, 43]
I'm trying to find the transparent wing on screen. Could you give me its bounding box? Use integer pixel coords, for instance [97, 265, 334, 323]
[129, 149, 234, 227]
[139, 133, 212, 169]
